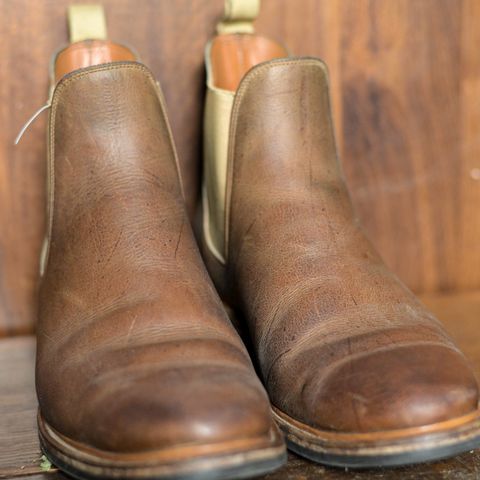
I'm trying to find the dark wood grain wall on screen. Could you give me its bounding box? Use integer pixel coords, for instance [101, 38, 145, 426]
[1, 0, 479, 335]
[258, 0, 480, 294]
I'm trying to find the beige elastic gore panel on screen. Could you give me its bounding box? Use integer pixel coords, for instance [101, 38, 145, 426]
[203, 85, 234, 264]
[217, 0, 259, 34]
[68, 5, 107, 43]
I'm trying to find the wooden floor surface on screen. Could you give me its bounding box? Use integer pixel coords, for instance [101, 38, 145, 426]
[1, 291, 480, 479]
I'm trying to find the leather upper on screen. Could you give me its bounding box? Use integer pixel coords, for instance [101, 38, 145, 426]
[36, 62, 274, 453]
[221, 57, 479, 432]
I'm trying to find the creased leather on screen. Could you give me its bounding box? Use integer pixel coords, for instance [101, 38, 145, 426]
[36, 62, 275, 453]
[224, 57, 479, 433]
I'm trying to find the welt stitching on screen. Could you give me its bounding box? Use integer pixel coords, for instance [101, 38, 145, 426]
[54, 62, 151, 94]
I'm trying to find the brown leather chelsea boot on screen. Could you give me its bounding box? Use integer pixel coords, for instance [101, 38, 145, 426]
[201, 1, 480, 468]
[34, 6, 285, 480]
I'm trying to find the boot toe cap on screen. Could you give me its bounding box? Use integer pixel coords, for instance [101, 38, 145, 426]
[83, 366, 273, 453]
[302, 344, 479, 432]
[42, 363, 275, 455]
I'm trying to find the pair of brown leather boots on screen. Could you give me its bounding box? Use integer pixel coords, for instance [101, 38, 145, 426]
[30, 3, 480, 479]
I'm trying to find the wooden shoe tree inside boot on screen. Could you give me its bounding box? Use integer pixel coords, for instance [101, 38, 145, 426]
[208, 0, 287, 92]
[54, 5, 136, 82]
[209, 34, 287, 92]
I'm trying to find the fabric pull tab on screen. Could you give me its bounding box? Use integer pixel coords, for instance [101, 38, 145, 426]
[68, 4, 107, 43]
[14, 103, 51, 145]
[217, 0, 260, 34]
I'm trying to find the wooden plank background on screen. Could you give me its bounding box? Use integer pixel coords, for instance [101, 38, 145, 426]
[1, 0, 480, 335]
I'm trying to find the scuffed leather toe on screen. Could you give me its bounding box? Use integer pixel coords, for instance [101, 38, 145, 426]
[77, 365, 273, 453]
[301, 344, 479, 432]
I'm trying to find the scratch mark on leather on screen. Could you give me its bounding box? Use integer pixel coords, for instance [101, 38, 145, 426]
[174, 219, 184, 258]
[126, 313, 138, 344]
[258, 301, 284, 363]
[64, 154, 73, 171]
[279, 299, 458, 364]
[257, 277, 341, 352]
[90, 361, 254, 387]
[347, 336, 363, 431]
[265, 347, 293, 387]
[299, 75, 307, 134]
[351, 393, 369, 405]
[103, 229, 123, 267]
[51, 296, 155, 356]
[233, 217, 257, 266]
[63, 333, 253, 373]
[60, 289, 87, 309]
[308, 156, 317, 225]
[42, 330, 54, 342]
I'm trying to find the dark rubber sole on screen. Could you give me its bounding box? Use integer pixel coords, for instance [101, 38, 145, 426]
[273, 407, 480, 468]
[41, 442, 287, 480]
[285, 434, 480, 469]
[38, 413, 287, 480]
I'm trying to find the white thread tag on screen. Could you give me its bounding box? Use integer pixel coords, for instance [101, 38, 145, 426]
[14, 103, 51, 145]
